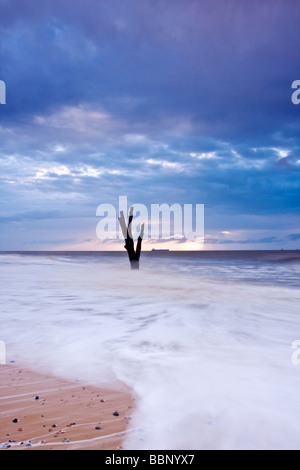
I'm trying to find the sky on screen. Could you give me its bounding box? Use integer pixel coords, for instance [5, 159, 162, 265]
[0, 0, 300, 251]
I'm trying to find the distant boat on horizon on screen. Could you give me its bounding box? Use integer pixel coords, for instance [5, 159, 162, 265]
[151, 249, 170, 252]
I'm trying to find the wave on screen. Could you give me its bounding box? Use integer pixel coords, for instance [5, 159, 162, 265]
[1, 253, 300, 449]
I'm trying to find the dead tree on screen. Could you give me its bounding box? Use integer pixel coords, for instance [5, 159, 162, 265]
[118, 207, 144, 270]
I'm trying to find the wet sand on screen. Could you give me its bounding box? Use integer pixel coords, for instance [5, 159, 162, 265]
[0, 365, 134, 450]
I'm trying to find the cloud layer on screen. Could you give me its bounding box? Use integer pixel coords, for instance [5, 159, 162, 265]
[0, 0, 300, 250]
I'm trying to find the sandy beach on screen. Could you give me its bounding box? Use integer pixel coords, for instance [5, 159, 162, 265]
[0, 364, 134, 450]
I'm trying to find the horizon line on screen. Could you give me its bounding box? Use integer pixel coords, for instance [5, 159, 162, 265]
[0, 249, 299, 253]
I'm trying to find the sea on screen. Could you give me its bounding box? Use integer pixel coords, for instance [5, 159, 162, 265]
[0, 250, 300, 450]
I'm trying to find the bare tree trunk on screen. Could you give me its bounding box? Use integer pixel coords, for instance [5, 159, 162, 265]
[118, 208, 144, 270]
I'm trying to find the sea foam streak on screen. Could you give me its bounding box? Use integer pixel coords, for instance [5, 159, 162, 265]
[1, 252, 300, 449]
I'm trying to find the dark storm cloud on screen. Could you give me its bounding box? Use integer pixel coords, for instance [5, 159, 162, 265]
[1, 0, 300, 133]
[0, 0, 300, 249]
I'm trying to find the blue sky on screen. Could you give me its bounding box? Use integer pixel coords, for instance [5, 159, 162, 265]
[0, 0, 300, 250]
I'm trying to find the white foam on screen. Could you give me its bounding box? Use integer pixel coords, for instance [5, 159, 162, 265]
[1, 253, 300, 449]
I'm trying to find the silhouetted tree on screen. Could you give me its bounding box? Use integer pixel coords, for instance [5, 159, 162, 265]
[118, 207, 144, 270]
